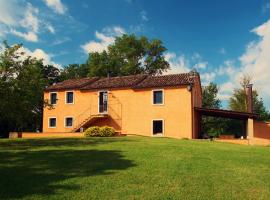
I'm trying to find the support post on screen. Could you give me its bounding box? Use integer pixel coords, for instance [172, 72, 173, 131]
[247, 118, 254, 145]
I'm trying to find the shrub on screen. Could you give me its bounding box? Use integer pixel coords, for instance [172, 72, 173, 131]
[84, 126, 116, 137]
[84, 126, 100, 137]
[99, 126, 115, 137]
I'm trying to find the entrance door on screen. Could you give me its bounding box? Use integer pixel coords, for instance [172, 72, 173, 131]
[99, 91, 108, 113]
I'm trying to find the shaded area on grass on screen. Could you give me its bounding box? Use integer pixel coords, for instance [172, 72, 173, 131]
[0, 148, 135, 199]
[0, 137, 132, 150]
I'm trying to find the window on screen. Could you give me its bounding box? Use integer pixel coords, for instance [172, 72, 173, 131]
[65, 117, 73, 127]
[50, 92, 57, 105]
[49, 118, 56, 128]
[153, 120, 163, 135]
[153, 90, 163, 105]
[66, 91, 74, 104]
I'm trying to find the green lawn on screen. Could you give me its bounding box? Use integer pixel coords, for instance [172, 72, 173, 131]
[0, 136, 269, 200]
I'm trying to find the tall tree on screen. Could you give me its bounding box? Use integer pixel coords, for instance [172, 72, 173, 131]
[201, 82, 227, 137]
[0, 42, 60, 137]
[202, 82, 221, 108]
[86, 34, 170, 77]
[229, 75, 270, 121]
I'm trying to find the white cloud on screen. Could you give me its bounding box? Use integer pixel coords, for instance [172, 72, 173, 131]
[19, 47, 61, 68]
[52, 37, 71, 45]
[140, 10, 148, 22]
[10, 30, 38, 42]
[43, 0, 67, 14]
[0, 0, 55, 42]
[214, 19, 270, 108]
[164, 52, 190, 74]
[164, 52, 210, 75]
[217, 60, 238, 77]
[200, 72, 216, 85]
[20, 3, 39, 33]
[46, 24, 55, 34]
[194, 61, 208, 69]
[217, 82, 235, 101]
[238, 19, 270, 105]
[81, 26, 126, 54]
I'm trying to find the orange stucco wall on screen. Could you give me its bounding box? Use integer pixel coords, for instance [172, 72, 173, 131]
[43, 86, 193, 139]
[254, 121, 270, 140]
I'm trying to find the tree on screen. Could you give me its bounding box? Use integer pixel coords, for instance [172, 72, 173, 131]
[0, 41, 60, 137]
[202, 82, 221, 108]
[59, 64, 88, 81]
[201, 82, 227, 137]
[86, 34, 170, 77]
[229, 75, 270, 121]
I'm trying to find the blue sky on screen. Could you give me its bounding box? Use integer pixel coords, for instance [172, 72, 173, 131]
[1, 0, 270, 109]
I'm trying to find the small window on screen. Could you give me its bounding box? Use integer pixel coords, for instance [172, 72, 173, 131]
[153, 120, 163, 135]
[65, 117, 73, 127]
[49, 118, 56, 128]
[50, 93, 57, 105]
[153, 90, 163, 105]
[66, 92, 74, 104]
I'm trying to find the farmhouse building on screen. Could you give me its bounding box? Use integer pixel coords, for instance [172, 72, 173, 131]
[43, 72, 269, 141]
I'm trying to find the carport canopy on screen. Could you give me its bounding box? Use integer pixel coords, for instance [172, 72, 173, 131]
[194, 107, 258, 120]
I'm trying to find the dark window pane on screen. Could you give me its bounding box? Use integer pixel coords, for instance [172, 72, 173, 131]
[66, 92, 74, 103]
[50, 93, 57, 104]
[49, 118, 56, 127]
[153, 91, 163, 104]
[66, 118, 73, 127]
[153, 120, 163, 134]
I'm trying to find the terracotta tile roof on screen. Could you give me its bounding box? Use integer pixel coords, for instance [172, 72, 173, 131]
[45, 77, 99, 91]
[133, 73, 191, 89]
[81, 74, 147, 90]
[45, 73, 193, 91]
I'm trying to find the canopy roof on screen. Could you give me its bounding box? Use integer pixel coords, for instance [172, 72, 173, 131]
[194, 107, 258, 119]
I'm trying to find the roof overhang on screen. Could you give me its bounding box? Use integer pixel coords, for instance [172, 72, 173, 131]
[194, 107, 259, 120]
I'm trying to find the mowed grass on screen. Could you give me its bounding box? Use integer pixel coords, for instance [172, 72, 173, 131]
[0, 136, 269, 200]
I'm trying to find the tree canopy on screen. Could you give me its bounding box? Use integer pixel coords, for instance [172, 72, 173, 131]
[86, 34, 170, 77]
[0, 42, 60, 137]
[201, 82, 227, 137]
[229, 75, 270, 121]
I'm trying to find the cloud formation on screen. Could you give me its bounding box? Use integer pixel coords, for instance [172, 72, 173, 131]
[43, 0, 67, 14]
[0, 0, 55, 42]
[215, 19, 270, 106]
[19, 46, 61, 69]
[81, 26, 126, 54]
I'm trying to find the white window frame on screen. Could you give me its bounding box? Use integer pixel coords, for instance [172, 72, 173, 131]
[50, 92, 58, 105]
[64, 116, 74, 128]
[48, 117, 57, 128]
[65, 91, 74, 104]
[98, 90, 108, 114]
[151, 119, 164, 136]
[152, 89, 164, 105]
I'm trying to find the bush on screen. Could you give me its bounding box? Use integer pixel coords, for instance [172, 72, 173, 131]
[84, 126, 116, 137]
[84, 126, 100, 137]
[100, 126, 116, 137]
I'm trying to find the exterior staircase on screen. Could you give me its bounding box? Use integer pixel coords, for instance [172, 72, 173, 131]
[72, 114, 108, 132]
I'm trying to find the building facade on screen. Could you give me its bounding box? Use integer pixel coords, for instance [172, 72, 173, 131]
[43, 73, 202, 139]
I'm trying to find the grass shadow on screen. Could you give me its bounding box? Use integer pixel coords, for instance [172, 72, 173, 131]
[0, 149, 135, 199]
[0, 137, 133, 150]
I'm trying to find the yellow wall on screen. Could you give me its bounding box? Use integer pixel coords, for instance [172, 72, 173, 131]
[43, 86, 193, 139]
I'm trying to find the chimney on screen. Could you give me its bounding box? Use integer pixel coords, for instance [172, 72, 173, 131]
[245, 84, 253, 113]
